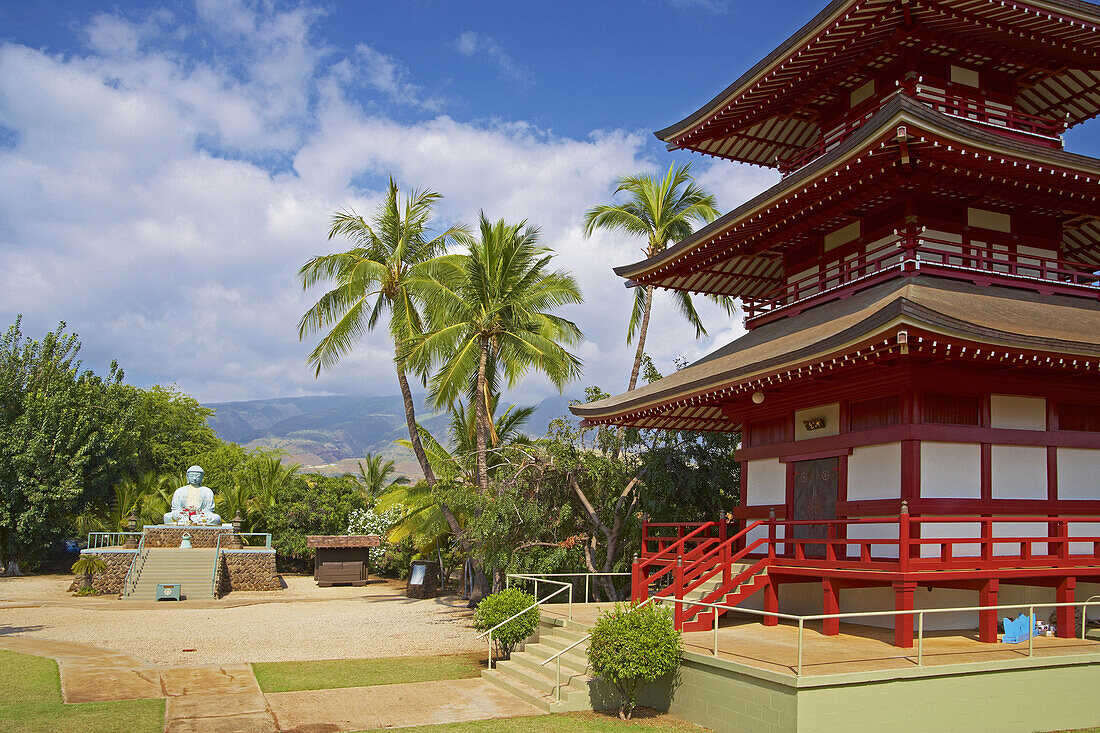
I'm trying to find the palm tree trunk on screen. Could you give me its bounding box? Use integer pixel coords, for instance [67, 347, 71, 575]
[474, 337, 490, 491]
[395, 358, 436, 485]
[626, 285, 654, 392]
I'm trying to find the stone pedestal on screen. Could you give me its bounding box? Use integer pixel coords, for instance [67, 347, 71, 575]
[142, 525, 236, 548]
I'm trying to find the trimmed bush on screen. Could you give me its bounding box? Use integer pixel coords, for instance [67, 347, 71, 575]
[587, 602, 682, 719]
[472, 588, 540, 661]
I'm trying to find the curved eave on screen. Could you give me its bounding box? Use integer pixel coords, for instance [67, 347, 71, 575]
[620, 93, 1100, 291]
[654, 0, 859, 144]
[656, 0, 1100, 165]
[570, 278, 1100, 426]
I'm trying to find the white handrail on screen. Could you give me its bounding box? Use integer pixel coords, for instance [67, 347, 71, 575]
[651, 596, 1100, 676]
[507, 572, 631, 603]
[538, 596, 657, 703]
[478, 578, 572, 670]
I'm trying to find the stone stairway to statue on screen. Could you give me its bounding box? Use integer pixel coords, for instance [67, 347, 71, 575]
[482, 615, 615, 713]
[123, 548, 219, 600]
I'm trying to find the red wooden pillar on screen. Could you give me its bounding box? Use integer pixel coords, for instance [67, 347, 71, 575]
[893, 581, 917, 648]
[763, 578, 779, 626]
[823, 579, 839, 636]
[979, 579, 1000, 643]
[1057, 576, 1077, 639]
[631, 553, 644, 603]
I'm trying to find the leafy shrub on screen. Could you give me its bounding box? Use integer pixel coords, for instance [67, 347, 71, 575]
[73, 586, 100, 596]
[587, 602, 682, 719]
[472, 588, 539, 661]
[70, 554, 107, 590]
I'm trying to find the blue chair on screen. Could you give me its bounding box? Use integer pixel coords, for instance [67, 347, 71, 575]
[1002, 613, 1037, 644]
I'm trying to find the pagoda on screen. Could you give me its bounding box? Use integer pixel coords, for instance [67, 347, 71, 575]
[572, 0, 1100, 647]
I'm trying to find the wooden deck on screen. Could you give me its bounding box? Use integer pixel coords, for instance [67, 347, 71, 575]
[539, 602, 1100, 677]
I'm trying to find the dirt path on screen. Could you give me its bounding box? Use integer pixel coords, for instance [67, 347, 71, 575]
[1, 574, 482, 665]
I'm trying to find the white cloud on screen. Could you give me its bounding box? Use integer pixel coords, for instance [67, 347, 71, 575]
[452, 31, 533, 87]
[0, 1, 766, 406]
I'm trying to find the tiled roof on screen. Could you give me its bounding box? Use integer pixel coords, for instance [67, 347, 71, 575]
[306, 535, 381, 548]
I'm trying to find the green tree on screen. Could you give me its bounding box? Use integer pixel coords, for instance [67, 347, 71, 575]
[0, 319, 133, 572]
[408, 212, 583, 490]
[396, 394, 535, 485]
[128, 385, 219, 475]
[297, 179, 468, 485]
[267, 473, 368, 562]
[357, 453, 408, 499]
[583, 163, 721, 392]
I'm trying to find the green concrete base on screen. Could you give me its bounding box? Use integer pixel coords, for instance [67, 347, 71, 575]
[639, 648, 1100, 733]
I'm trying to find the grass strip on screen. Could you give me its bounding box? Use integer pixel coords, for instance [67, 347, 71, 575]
[253, 653, 483, 693]
[0, 650, 164, 733]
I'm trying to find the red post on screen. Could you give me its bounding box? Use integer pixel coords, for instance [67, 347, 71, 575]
[826, 523, 836, 563]
[631, 553, 644, 603]
[823, 579, 839, 636]
[768, 508, 777, 560]
[720, 511, 731, 586]
[673, 557, 685, 629]
[980, 517, 992, 564]
[763, 578, 779, 627]
[979, 579, 999, 643]
[899, 501, 911, 573]
[1058, 520, 1070, 562]
[1057, 576, 1076, 639]
[893, 581, 916, 648]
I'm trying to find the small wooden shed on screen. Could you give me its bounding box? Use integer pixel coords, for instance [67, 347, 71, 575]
[306, 535, 380, 587]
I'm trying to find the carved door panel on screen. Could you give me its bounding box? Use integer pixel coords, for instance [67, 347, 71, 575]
[791, 458, 838, 557]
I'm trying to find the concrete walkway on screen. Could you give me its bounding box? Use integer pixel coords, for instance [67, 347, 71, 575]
[267, 678, 542, 731]
[0, 635, 543, 731]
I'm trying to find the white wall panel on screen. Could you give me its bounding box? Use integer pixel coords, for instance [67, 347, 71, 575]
[847, 443, 901, 500]
[990, 395, 1046, 430]
[1057, 448, 1100, 500]
[746, 458, 786, 505]
[919, 521, 981, 558]
[991, 445, 1047, 499]
[921, 442, 981, 498]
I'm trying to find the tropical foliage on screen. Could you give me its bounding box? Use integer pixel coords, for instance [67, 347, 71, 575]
[583, 162, 722, 391]
[407, 212, 583, 490]
[357, 453, 409, 498]
[298, 179, 468, 484]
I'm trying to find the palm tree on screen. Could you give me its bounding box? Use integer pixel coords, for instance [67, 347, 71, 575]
[407, 213, 583, 489]
[583, 162, 722, 392]
[357, 453, 409, 499]
[297, 178, 468, 485]
[397, 395, 536, 484]
[385, 397, 535, 558]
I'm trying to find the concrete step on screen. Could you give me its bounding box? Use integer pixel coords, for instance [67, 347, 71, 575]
[494, 657, 590, 697]
[512, 647, 589, 677]
[536, 634, 590, 658]
[481, 669, 591, 713]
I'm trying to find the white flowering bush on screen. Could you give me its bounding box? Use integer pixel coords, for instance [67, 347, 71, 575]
[346, 505, 402, 565]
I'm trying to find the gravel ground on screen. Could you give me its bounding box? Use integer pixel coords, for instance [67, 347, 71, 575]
[0, 574, 483, 666]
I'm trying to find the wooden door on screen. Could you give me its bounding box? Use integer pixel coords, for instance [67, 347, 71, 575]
[791, 458, 838, 557]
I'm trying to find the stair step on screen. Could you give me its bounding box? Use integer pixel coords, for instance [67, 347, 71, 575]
[495, 658, 590, 696]
[481, 669, 591, 713]
[514, 647, 589, 675]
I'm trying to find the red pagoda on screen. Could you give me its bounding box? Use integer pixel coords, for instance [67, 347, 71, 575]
[572, 0, 1100, 648]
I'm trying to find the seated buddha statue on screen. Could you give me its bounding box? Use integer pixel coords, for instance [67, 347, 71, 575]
[164, 466, 222, 526]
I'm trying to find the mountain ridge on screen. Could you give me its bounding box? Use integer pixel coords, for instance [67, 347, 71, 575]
[204, 393, 576, 477]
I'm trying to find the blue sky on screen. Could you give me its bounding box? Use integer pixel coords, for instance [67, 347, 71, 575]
[0, 0, 1096, 404]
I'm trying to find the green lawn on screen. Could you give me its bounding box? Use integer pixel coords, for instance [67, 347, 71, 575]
[0, 650, 164, 733]
[253, 653, 484, 693]
[355, 709, 705, 732]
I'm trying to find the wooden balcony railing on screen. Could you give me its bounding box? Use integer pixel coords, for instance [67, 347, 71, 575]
[635, 513, 1100, 605]
[777, 82, 1066, 175]
[741, 234, 1100, 325]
